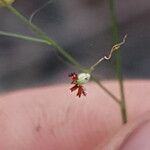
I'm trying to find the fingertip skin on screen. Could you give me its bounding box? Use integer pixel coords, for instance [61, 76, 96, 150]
[98, 112, 150, 150]
[0, 80, 149, 150]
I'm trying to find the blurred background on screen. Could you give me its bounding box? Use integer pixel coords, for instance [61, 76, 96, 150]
[0, 0, 149, 92]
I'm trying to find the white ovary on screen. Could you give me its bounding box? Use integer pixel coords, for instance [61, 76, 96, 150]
[77, 73, 91, 85]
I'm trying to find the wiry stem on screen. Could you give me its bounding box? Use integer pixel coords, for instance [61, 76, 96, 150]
[29, 0, 52, 23]
[92, 76, 120, 104]
[108, 0, 127, 124]
[90, 35, 127, 71]
[0, 31, 48, 44]
[1, 1, 127, 122]
[3, 2, 85, 71]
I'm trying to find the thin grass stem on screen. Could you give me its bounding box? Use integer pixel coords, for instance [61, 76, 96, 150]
[0, 31, 48, 44]
[0, 1, 126, 118]
[108, 0, 127, 124]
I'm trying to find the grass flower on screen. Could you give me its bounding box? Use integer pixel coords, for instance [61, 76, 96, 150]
[69, 72, 90, 98]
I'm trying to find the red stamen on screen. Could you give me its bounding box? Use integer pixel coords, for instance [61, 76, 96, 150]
[69, 72, 87, 98]
[76, 86, 86, 98]
[69, 72, 78, 84]
[70, 84, 79, 92]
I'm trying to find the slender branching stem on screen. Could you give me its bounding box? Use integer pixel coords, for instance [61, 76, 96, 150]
[0, 1, 127, 121]
[92, 76, 120, 104]
[3, 2, 85, 71]
[108, 0, 127, 124]
[90, 35, 127, 72]
[0, 31, 48, 44]
[29, 0, 53, 23]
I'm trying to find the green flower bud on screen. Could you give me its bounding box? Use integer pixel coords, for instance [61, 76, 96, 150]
[0, 0, 15, 7]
